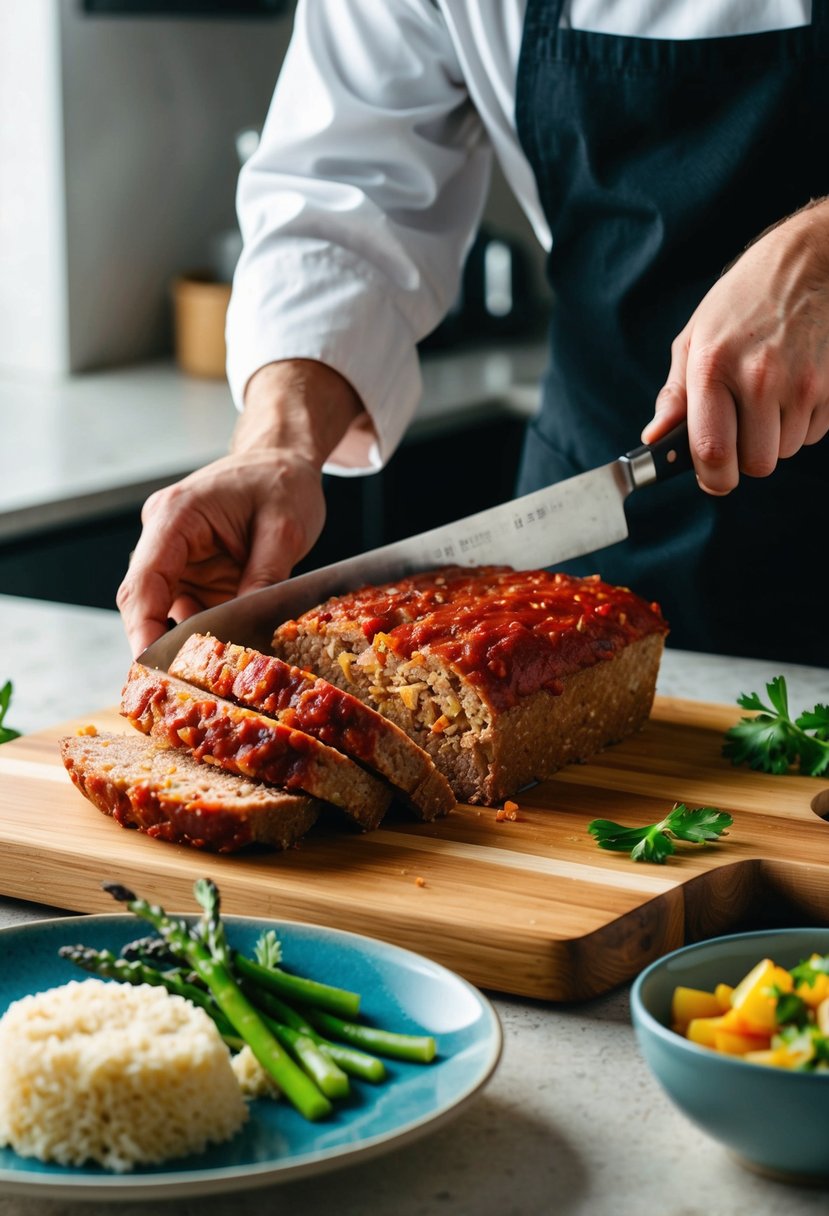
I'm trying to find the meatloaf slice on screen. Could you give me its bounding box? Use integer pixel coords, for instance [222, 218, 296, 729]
[272, 565, 669, 806]
[168, 634, 455, 822]
[60, 733, 321, 852]
[121, 663, 392, 830]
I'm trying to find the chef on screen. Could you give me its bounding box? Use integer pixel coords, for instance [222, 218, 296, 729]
[118, 0, 828, 665]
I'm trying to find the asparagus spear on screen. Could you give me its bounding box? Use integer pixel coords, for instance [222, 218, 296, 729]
[120, 934, 182, 967]
[103, 882, 332, 1121]
[193, 877, 228, 962]
[219, 900, 361, 1019]
[257, 1009, 350, 1099]
[240, 979, 386, 1083]
[305, 1007, 437, 1064]
[235, 898, 432, 1067]
[234, 951, 361, 1019]
[194, 882, 428, 1075]
[193, 879, 350, 1100]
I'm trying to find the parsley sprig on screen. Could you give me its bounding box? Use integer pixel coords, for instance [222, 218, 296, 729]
[722, 676, 829, 777]
[587, 803, 733, 864]
[0, 681, 21, 745]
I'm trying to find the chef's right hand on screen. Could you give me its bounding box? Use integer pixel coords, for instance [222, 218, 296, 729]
[642, 196, 829, 494]
[116, 359, 364, 658]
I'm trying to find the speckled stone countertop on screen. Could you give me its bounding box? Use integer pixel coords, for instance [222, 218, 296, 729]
[0, 594, 827, 1216]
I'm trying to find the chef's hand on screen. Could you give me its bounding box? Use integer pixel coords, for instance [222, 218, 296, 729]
[642, 196, 829, 494]
[117, 359, 363, 658]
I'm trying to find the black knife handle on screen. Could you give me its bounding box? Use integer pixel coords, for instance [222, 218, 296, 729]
[625, 420, 693, 487]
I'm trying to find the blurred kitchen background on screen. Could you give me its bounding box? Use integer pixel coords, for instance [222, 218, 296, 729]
[0, 0, 550, 612]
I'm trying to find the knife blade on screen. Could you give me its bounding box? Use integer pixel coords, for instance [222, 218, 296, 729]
[139, 421, 692, 671]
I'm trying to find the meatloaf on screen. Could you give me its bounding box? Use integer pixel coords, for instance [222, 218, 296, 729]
[121, 663, 392, 830]
[60, 733, 321, 852]
[168, 634, 455, 822]
[272, 565, 669, 805]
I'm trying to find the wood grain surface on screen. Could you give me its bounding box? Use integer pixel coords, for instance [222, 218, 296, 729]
[1, 696, 827, 1001]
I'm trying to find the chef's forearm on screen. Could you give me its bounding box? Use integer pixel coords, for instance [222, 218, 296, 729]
[232, 359, 364, 469]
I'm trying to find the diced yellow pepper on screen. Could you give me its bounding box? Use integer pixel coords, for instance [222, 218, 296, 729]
[715, 982, 734, 1012]
[686, 1014, 728, 1047]
[796, 969, 829, 1009]
[770, 965, 794, 994]
[671, 986, 723, 1031]
[672, 951, 829, 1068]
[730, 958, 790, 1034]
[731, 958, 774, 1004]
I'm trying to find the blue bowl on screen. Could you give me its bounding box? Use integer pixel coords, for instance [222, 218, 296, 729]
[631, 928, 829, 1182]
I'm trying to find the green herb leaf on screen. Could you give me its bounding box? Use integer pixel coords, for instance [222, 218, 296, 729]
[797, 704, 829, 742]
[254, 928, 283, 970]
[586, 820, 651, 851]
[0, 680, 21, 745]
[664, 804, 734, 844]
[588, 803, 732, 865]
[630, 827, 676, 864]
[772, 990, 810, 1028]
[723, 677, 829, 777]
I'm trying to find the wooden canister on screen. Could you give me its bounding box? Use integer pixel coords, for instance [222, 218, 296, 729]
[171, 274, 232, 379]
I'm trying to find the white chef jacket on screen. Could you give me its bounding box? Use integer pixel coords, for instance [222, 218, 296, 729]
[226, 0, 811, 475]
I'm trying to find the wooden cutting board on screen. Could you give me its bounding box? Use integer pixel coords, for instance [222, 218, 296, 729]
[1, 696, 827, 1001]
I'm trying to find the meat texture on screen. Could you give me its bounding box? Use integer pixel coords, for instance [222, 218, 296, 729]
[120, 663, 392, 830]
[272, 565, 668, 805]
[169, 633, 455, 821]
[60, 733, 321, 852]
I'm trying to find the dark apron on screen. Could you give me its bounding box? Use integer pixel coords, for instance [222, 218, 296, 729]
[515, 0, 828, 664]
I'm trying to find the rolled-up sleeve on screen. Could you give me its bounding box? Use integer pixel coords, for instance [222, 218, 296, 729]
[226, 0, 492, 474]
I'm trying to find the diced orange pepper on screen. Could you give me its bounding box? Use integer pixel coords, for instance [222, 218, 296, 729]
[718, 1007, 753, 1032]
[714, 1028, 772, 1055]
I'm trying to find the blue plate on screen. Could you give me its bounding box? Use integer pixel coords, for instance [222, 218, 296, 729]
[0, 915, 502, 1199]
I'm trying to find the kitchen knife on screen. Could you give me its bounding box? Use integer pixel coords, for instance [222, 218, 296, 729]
[139, 420, 692, 671]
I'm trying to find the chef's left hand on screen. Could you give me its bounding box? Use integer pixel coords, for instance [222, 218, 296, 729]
[642, 196, 829, 494]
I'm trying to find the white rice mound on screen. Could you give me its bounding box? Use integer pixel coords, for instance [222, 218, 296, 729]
[231, 1044, 282, 1100]
[0, 978, 248, 1172]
